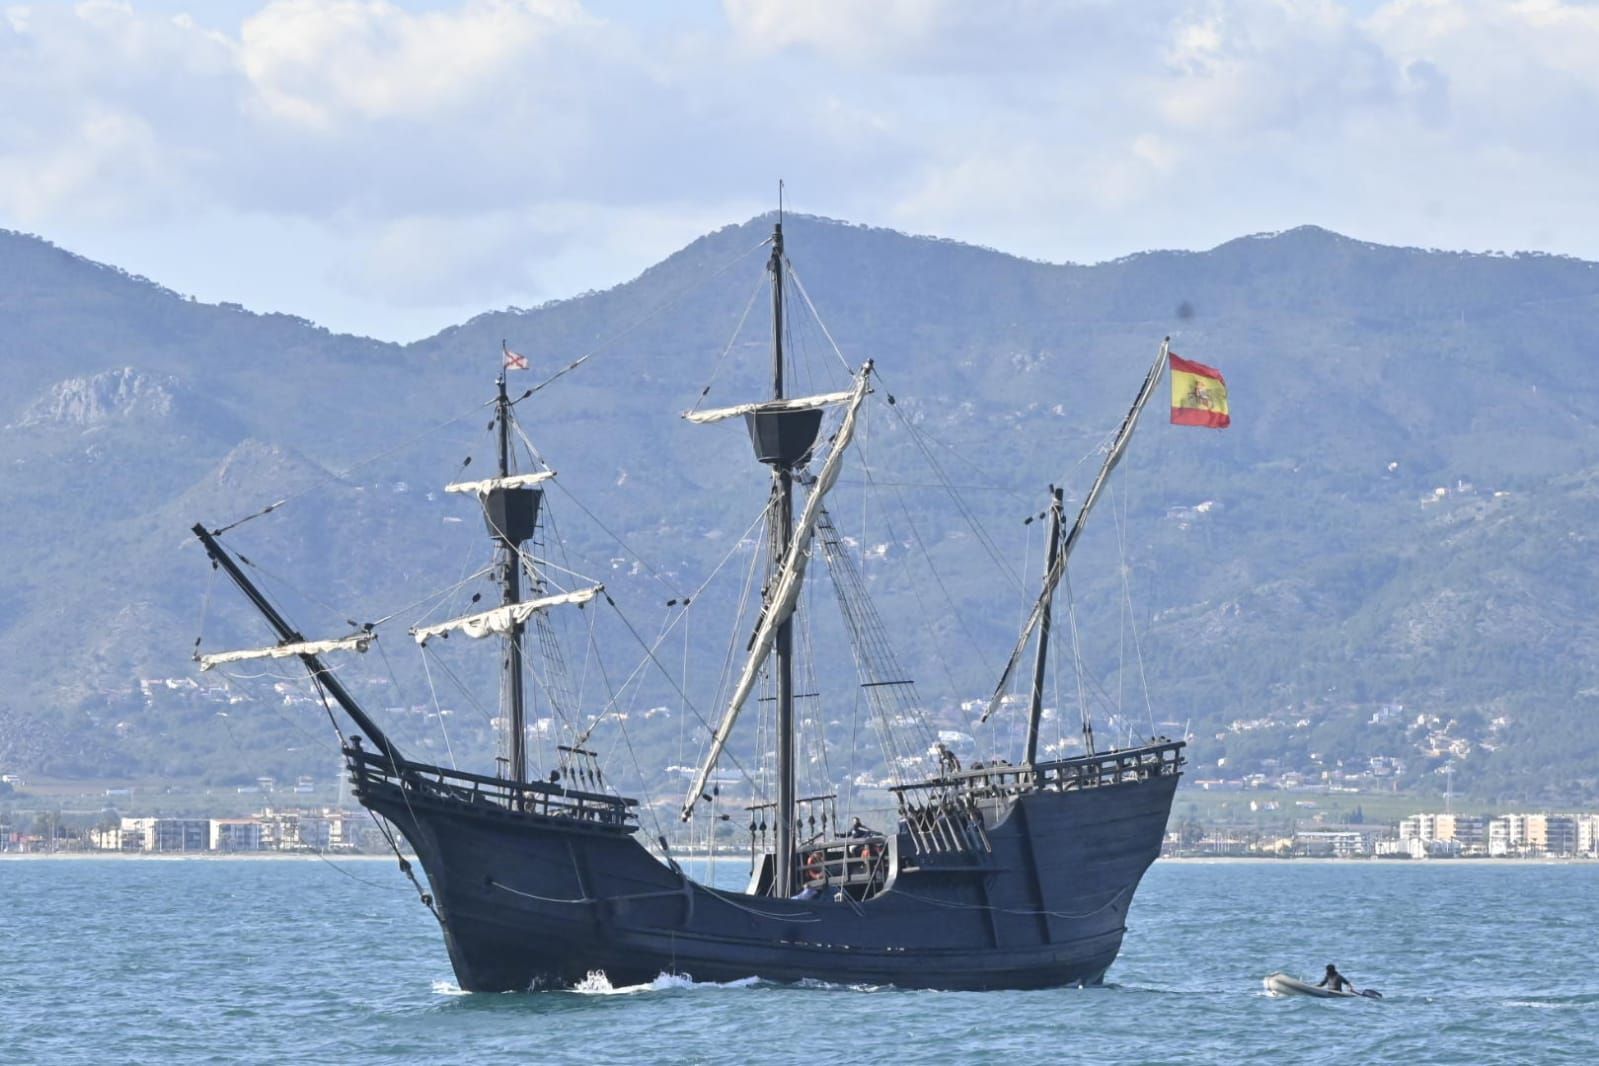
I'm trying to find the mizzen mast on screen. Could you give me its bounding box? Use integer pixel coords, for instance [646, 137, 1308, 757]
[1024, 486, 1065, 767]
[982, 338, 1172, 741]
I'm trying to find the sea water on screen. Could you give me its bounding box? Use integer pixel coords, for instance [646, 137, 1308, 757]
[3, 857, 1596, 1064]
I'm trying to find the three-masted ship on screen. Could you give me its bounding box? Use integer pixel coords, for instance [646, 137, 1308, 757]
[192, 219, 1185, 992]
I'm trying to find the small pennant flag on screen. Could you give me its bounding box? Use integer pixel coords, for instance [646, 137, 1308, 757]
[1169, 352, 1229, 428]
[502, 341, 529, 372]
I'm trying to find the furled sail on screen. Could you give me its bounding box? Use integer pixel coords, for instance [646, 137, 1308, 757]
[444, 471, 555, 495]
[411, 585, 602, 646]
[682, 388, 855, 425]
[199, 633, 374, 671]
[980, 339, 1171, 726]
[680, 363, 872, 820]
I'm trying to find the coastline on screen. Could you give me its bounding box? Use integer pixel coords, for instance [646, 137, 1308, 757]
[1160, 855, 1599, 865]
[5, 851, 1595, 864]
[0, 851, 399, 861]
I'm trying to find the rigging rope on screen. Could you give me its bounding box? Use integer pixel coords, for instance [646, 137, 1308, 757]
[814, 506, 936, 783]
[688, 270, 769, 415]
[1111, 467, 1160, 739]
[581, 623, 667, 843]
[1061, 572, 1096, 756]
[526, 234, 771, 402]
[569, 499, 773, 758]
[602, 595, 761, 797]
[415, 641, 458, 771]
[783, 259, 859, 378]
[867, 368, 1025, 593]
[299, 661, 442, 924]
[548, 479, 681, 599]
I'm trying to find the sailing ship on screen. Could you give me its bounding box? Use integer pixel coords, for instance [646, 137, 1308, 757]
[191, 218, 1186, 992]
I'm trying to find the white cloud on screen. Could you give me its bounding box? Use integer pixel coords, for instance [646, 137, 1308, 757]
[3, 0, 1599, 339]
[0, 1, 241, 220]
[240, 0, 595, 129]
[1159, 0, 1396, 134]
[723, 0, 1172, 74]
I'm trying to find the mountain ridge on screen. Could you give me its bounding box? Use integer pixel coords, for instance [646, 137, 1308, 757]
[3, 214, 1599, 804]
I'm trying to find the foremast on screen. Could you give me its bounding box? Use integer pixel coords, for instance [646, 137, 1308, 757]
[494, 373, 530, 784]
[190, 523, 402, 766]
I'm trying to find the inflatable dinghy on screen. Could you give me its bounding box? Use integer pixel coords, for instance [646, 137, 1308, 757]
[1263, 972, 1382, 999]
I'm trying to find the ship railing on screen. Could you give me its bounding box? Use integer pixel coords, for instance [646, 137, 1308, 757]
[893, 738, 1185, 804]
[345, 745, 638, 828]
[885, 739, 1185, 857]
[1033, 739, 1185, 793]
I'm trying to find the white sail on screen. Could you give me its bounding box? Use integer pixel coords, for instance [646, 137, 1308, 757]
[681, 364, 872, 820]
[980, 339, 1170, 726]
[411, 585, 602, 646]
[682, 388, 855, 425]
[199, 634, 373, 671]
[444, 471, 555, 494]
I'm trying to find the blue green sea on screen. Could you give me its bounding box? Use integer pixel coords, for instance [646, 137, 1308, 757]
[3, 858, 1596, 1064]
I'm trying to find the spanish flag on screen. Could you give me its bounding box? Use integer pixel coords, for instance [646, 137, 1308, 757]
[1169, 352, 1229, 428]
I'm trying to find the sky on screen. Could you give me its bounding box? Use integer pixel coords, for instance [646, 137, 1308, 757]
[4, 0, 1599, 341]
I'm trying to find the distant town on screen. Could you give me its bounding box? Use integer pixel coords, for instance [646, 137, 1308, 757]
[2, 786, 1596, 859]
[0, 804, 390, 855]
[1163, 810, 1599, 860]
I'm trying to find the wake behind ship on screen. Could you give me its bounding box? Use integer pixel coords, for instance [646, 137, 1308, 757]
[191, 217, 1196, 992]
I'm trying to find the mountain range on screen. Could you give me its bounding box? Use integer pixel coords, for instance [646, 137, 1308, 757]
[3, 214, 1598, 806]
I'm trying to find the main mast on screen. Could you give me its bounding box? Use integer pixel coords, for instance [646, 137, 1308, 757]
[675, 216, 872, 871]
[495, 374, 529, 784]
[769, 221, 798, 897]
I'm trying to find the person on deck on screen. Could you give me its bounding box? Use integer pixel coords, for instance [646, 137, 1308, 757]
[936, 742, 962, 775]
[1317, 964, 1358, 994]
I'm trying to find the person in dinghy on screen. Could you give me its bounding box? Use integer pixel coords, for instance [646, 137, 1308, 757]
[1317, 964, 1358, 994]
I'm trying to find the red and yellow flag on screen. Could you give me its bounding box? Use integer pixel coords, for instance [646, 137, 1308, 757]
[1169, 352, 1229, 428]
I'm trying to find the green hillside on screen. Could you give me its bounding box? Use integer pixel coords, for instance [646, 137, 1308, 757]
[3, 215, 1598, 806]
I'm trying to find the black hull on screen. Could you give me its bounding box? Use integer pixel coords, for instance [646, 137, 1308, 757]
[356, 746, 1181, 992]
